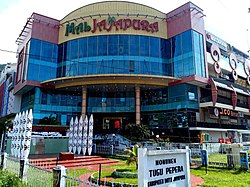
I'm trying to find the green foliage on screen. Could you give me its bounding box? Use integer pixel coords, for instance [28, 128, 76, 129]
[191, 166, 250, 187]
[39, 114, 60, 125]
[124, 145, 140, 170]
[93, 170, 112, 178]
[92, 170, 138, 187]
[66, 168, 93, 186]
[208, 154, 227, 163]
[111, 170, 137, 178]
[192, 153, 228, 164]
[106, 160, 137, 172]
[0, 170, 28, 187]
[125, 123, 150, 141]
[67, 168, 92, 177]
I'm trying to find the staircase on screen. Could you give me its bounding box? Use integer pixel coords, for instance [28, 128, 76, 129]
[94, 134, 131, 149]
[30, 155, 120, 170]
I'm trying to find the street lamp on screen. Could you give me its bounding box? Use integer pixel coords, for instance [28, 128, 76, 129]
[0, 121, 11, 169]
[156, 134, 159, 143]
[112, 134, 115, 147]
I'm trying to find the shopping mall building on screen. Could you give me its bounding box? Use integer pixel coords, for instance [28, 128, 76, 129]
[13, 1, 250, 143]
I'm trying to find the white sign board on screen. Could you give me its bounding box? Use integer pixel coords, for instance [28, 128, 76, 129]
[138, 148, 190, 187]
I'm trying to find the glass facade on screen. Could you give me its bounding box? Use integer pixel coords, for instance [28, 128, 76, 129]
[87, 88, 135, 113]
[21, 88, 81, 125]
[141, 109, 197, 129]
[27, 38, 58, 82]
[20, 83, 199, 126]
[57, 30, 206, 78]
[20, 29, 204, 127]
[141, 84, 199, 112]
[24, 30, 205, 82]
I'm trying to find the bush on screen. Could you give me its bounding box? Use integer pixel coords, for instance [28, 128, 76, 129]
[90, 174, 138, 187]
[111, 170, 138, 178]
[0, 170, 27, 187]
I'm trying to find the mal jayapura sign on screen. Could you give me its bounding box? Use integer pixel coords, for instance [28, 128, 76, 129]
[64, 16, 159, 36]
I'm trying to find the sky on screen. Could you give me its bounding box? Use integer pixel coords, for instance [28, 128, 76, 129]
[0, 0, 250, 64]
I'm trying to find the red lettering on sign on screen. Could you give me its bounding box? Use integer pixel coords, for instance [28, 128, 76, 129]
[91, 18, 158, 33]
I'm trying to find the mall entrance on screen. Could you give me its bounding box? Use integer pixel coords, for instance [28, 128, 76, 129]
[103, 117, 122, 133]
[92, 113, 135, 135]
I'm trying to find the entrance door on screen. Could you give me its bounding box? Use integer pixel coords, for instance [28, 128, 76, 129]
[103, 117, 122, 133]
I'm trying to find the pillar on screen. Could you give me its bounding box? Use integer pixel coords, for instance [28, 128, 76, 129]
[135, 86, 141, 125]
[81, 86, 87, 118]
[53, 165, 66, 187]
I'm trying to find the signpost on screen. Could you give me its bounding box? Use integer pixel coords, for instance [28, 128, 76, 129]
[201, 150, 208, 174]
[240, 151, 249, 171]
[138, 148, 190, 187]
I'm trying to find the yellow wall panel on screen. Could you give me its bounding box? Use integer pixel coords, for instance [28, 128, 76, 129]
[59, 2, 167, 44]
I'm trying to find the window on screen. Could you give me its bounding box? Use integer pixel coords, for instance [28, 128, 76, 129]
[41, 91, 47, 104]
[140, 36, 149, 56]
[108, 35, 118, 55]
[16, 48, 24, 84]
[119, 35, 129, 55]
[23, 40, 30, 81]
[150, 37, 159, 57]
[129, 61, 135, 72]
[130, 35, 139, 56]
[188, 92, 195, 101]
[98, 36, 107, 56]
[88, 36, 98, 57]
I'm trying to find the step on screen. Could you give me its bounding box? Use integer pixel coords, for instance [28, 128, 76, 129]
[30, 156, 120, 170]
[31, 158, 118, 169]
[49, 160, 119, 168]
[30, 155, 100, 162]
[31, 156, 108, 164]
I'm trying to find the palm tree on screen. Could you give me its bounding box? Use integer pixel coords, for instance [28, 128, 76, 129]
[40, 114, 60, 125]
[124, 145, 139, 170]
[126, 123, 150, 141]
[136, 123, 150, 141]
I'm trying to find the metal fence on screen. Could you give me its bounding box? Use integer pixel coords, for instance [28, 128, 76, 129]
[6, 156, 54, 187]
[3, 154, 133, 187]
[29, 158, 105, 187]
[190, 153, 241, 168]
[95, 145, 128, 156]
[1, 142, 248, 187]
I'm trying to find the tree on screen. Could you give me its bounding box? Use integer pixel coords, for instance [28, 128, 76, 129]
[39, 114, 60, 125]
[124, 145, 139, 170]
[136, 123, 150, 141]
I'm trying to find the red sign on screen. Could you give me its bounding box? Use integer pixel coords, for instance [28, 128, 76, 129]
[219, 108, 239, 117]
[92, 18, 158, 33]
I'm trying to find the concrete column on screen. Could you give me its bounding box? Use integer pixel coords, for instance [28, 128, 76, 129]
[135, 86, 141, 125]
[81, 86, 87, 118]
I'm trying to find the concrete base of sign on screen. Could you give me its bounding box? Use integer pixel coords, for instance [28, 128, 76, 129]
[59, 152, 74, 161]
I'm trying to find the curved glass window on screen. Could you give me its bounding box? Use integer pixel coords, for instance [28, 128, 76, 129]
[24, 30, 206, 82]
[57, 31, 205, 79]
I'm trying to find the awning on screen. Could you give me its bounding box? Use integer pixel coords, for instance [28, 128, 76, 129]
[214, 81, 249, 96]
[189, 127, 250, 134]
[214, 81, 233, 91]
